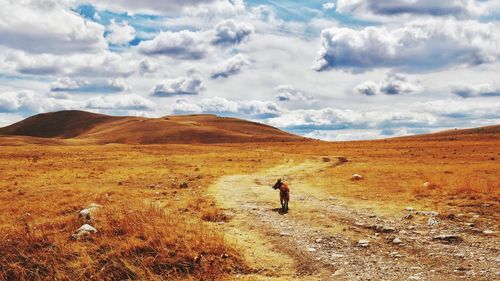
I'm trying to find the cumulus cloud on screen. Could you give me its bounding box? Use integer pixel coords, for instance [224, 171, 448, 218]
[336, 0, 485, 19]
[210, 54, 251, 79]
[0, 90, 74, 113]
[275, 85, 314, 101]
[172, 97, 280, 118]
[85, 94, 154, 110]
[354, 74, 422, 96]
[323, 2, 336, 10]
[451, 83, 500, 98]
[4, 50, 135, 77]
[152, 76, 204, 97]
[138, 19, 253, 59]
[78, 0, 217, 14]
[105, 19, 136, 45]
[50, 78, 130, 93]
[313, 19, 500, 72]
[211, 19, 253, 46]
[0, 0, 106, 54]
[138, 30, 209, 59]
[139, 59, 160, 75]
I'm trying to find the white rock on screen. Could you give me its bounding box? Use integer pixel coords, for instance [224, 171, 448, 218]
[406, 207, 415, 212]
[427, 217, 439, 226]
[315, 238, 323, 243]
[357, 240, 370, 247]
[422, 182, 431, 188]
[393, 237, 402, 244]
[308, 247, 317, 252]
[351, 174, 363, 180]
[483, 230, 495, 235]
[72, 224, 97, 240]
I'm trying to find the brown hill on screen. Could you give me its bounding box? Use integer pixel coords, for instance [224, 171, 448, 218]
[0, 110, 305, 144]
[393, 125, 500, 141]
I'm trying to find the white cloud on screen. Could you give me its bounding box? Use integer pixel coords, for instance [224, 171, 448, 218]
[313, 19, 500, 72]
[78, 0, 217, 14]
[275, 85, 314, 101]
[0, 90, 75, 113]
[3, 50, 136, 77]
[336, 0, 486, 19]
[138, 19, 253, 59]
[105, 19, 136, 45]
[172, 97, 280, 117]
[211, 19, 253, 46]
[210, 54, 251, 79]
[354, 73, 422, 96]
[85, 94, 154, 110]
[138, 30, 209, 59]
[323, 2, 336, 10]
[0, 0, 106, 54]
[50, 77, 130, 93]
[152, 76, 204, 96]
[451, 83, 500, 98]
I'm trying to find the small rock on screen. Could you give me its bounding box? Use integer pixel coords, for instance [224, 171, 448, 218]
[422, 182, 431, 188]
[381, 226, 396, 233]
[315, 238, 323, 243]
[433, 234, 462, 243]
[357, 240, 370, 247]
[179, 182, 188, 188]
[406, 207, 415, 212]
[332, 253, 344, 258]
[427, 217, 439, 226]
[392, 237, 402, 244]
[308, 247, 317, 252]
[332, 268, 345, 276]
[280, 232, 292, 236]
[72, 224, 97, 240]
[483, 230, 495, 235]
[337, 156, 348, 163]
[322, 156, 331, 162]
[351, 174, 363, 180]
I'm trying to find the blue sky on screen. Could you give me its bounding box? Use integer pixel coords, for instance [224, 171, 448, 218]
[0, 0, 499, 140]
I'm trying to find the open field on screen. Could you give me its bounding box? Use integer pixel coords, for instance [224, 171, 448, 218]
[0, 136, 498, 280]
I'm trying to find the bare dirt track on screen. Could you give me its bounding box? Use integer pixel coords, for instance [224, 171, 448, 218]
[209, 157, 499, 280]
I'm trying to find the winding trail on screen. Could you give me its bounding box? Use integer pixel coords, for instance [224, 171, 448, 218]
[209, 157, 499, 280]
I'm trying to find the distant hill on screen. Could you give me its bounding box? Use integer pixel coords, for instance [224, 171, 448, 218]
[393, 125, 500, 141]
[0, 110, 306, 144]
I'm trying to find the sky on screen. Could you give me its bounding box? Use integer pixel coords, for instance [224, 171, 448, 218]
[0, 0, 499, 141]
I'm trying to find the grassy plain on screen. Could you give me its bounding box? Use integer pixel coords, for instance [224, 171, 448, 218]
[0, 138, 498, 280]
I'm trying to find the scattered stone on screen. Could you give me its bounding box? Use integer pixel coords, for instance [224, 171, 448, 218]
[72, 224, 97, 240]
[416, 211, 439, 217]
[408, 275, 421, 280]
[351, 174, 363, 180]
[422, 182, 432, 188]
[392, 237, 402, 244]
[315, 238, 323, 243]
[179, 182, 189, 188]
[357, 240, 370, 247]
[78, 203, 102, 220]
[433, 234, 462, 243]
[464, 222, 475, 227]
[331, 253, 344, 258]
[483, 230, 495, 235]
[427, 217, 439, 226]
[322, 156, 331, 162]
[332, 268, 345, 276]
[482, 203, 491, 208]
[280, 232, 292, 236]
[308, 247, 317, 252]
[406, 207, 414, 212]
[381, 226, 396, 233]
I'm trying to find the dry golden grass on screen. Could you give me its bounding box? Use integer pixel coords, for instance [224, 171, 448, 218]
[0, 137, 498, 280]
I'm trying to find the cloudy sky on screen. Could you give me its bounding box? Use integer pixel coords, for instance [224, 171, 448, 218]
[1, 0, 499, 140]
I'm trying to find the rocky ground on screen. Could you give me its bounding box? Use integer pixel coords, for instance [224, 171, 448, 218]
[209, 158, 499, 280]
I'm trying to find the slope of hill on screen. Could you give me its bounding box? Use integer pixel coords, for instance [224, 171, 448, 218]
[394, 125, 500, 141]
[0, 110, 305, 144]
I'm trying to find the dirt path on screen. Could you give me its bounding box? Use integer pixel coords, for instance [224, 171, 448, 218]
[209, 157, 499, 280]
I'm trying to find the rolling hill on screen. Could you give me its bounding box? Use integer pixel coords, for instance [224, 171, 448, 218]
[0, 110, 306, 144]
[393, 125, 500, 141]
